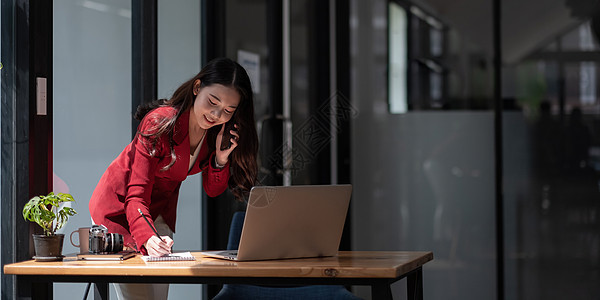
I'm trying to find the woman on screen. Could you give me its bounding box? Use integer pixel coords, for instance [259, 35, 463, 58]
[89, 57, 258, 299]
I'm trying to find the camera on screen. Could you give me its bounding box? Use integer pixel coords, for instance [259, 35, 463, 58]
[89, 225, 124, 254]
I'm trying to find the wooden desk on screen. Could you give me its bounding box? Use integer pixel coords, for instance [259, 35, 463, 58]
[4, 251, 433, 300]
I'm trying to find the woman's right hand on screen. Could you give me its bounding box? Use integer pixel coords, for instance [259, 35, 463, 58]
[215, 123, 239, 166]
[144, 235, 174, 257]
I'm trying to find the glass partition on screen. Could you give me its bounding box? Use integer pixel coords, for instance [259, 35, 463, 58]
[53, 0, 132, 298]
[157, 0, 202, 297]
[53, 0, 203, 298]
[502, 3, 600, 297]
[351, 0, 496, 298]
[0, 7, 2, 298]
[353, 0, 600, 299]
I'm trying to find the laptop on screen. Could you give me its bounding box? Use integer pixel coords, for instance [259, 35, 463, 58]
[201, 184, 352, 261]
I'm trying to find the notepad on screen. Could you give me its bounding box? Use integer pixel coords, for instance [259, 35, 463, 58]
[141, 252, 196, 262]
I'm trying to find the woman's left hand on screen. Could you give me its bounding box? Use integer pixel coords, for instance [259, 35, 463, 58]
[215, 123, 239, 166]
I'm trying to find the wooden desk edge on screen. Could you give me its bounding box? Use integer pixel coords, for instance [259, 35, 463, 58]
[4, 251, 434, 280]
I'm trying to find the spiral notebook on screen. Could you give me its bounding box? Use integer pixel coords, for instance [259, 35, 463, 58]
[141, 251, 196, 262]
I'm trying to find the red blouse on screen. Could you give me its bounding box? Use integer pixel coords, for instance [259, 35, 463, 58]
[89, 107, 229, 253]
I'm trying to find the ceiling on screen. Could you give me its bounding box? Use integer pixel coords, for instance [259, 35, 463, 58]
[413, 0, 588, 64]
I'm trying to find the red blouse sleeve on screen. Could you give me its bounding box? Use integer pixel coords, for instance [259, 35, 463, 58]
[202, 152, 230, 197]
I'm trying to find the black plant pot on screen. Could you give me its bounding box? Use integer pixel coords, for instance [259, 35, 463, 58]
[32, 234, 65, 262]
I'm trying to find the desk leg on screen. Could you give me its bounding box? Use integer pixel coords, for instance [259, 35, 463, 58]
[24, 282, 52, 300]
[407, 267, 423, 300]
[15, 277, 52, 300]
[32, 282, 53, 300]
[372, 283, 393, 299]
[93, 282, 109, 300]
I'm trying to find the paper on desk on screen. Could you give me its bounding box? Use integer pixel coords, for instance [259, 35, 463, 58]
[141, 252, 196, 262]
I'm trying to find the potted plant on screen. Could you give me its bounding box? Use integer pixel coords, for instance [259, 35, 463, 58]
[22, 192, 77, 261]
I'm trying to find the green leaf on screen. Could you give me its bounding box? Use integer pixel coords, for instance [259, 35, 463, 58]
[22, 192, 77, 236]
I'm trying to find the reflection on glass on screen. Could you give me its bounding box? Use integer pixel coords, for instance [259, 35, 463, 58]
[354, 1, 496, 299]
[580, 61, 596, 104]
[504, 3, 600, 299]
[388, 2, 407, 114]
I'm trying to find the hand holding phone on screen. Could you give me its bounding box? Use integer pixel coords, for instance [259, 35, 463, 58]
[220, 122, 236, 151]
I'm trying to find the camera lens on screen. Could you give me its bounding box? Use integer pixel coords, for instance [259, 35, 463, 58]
[105, 233, 124, 253]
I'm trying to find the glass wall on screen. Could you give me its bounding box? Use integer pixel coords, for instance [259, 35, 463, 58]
[288, 0, 337, 185]
[53, 0, 132, 298]
[223, 0, 270, 185]
[157, 0, 202, 298]
[53, 0, 203, 298]
[0, 6, 2, 298]
[351, 0, 496, 299]
[352, 0, 600, 299]
[502, 1, 600, 298]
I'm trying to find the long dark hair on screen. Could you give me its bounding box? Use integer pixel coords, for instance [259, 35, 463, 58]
[134, 57, 258, 201]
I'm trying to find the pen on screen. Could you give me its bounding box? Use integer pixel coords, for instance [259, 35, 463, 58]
[137, 208, 164, 242]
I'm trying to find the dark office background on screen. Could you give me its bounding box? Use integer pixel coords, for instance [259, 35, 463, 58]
[2, 0, 600, 299]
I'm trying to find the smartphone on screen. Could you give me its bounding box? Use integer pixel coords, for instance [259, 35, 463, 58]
[220, 121, 236, 151]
